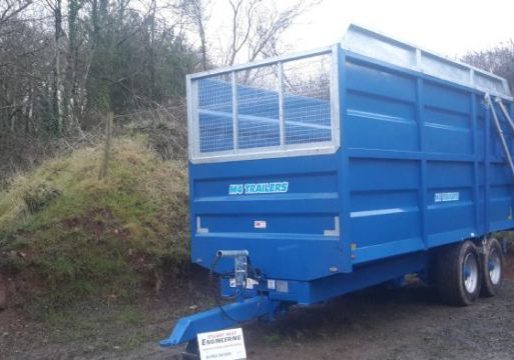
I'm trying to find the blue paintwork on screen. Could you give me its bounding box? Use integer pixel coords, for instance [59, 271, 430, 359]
[218, 251, 429, 304]
[160, 296, 276, 346]
[162, 46, 514, 347]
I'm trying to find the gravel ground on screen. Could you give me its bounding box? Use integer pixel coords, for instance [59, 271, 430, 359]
[2, 260, 514, 359]
[244, 281, 514, 360]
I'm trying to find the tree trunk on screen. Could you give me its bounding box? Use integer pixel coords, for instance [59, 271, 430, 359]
[52, 0, 64, 134]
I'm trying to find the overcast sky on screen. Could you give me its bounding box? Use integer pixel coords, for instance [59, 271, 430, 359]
[281, 0, 513, 58]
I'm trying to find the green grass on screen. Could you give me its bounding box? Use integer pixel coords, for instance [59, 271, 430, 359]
[0, 137, 189, 312]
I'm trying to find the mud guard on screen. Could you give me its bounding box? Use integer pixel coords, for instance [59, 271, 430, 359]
[160, 296, 276, 347]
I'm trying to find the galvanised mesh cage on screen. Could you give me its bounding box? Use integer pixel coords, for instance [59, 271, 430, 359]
[197, 73, 234, 153]
[282, 55, 332, 145]
[188, 46, 339, 162]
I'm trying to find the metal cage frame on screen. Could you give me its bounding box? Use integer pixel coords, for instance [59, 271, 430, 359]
[187, 45, 341, 164]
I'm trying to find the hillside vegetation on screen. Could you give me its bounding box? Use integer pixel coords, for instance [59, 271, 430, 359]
[0, 137, 188, 313]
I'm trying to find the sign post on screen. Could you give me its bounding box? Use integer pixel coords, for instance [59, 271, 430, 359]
[197, 328, 247, 360]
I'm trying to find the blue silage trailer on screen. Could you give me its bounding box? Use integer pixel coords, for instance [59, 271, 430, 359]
[161, 24, 514, 351]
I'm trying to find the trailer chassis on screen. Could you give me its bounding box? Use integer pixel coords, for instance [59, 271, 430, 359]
[160, 250, 429, 347]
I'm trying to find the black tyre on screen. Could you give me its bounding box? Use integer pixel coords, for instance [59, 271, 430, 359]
[436, 240, 481, 306]
[480, 237, 503, 297]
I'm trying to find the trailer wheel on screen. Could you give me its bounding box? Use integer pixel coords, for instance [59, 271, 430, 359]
[480, 237, 503, 297]
[436, 240, 481, 306]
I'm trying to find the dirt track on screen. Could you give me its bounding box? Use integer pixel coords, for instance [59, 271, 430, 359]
[2, 264, 514, 359]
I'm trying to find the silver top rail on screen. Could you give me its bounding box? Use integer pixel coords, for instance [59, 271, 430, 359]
[188, 46, 333, 80]
[342, 24, 512, 100]
[188, 24, 512, 101]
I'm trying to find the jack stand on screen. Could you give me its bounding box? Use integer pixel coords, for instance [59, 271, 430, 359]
[216, 250, 250, 299]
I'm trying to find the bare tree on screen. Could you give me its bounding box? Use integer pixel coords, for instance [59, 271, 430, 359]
[225, 0, 308, 65]
[179, 0, 210, 70]
[62, 0, 87, 133]
[41, 0, 67, 134]
[462, 41, 514, 96]
[0, 0, 32, 34]
[181, 0, 321, 68]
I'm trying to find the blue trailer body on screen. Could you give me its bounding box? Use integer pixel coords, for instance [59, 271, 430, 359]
[161, 25, 513, 347]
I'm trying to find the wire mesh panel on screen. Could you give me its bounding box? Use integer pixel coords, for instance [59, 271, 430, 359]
[282, 55, 332, 145]
[190, 47, 338, 161]
[236, 65, 280, 149]
[197, 74, 234, 153]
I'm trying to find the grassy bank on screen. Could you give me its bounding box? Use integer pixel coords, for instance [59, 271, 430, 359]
[0, 137, 189, 313]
